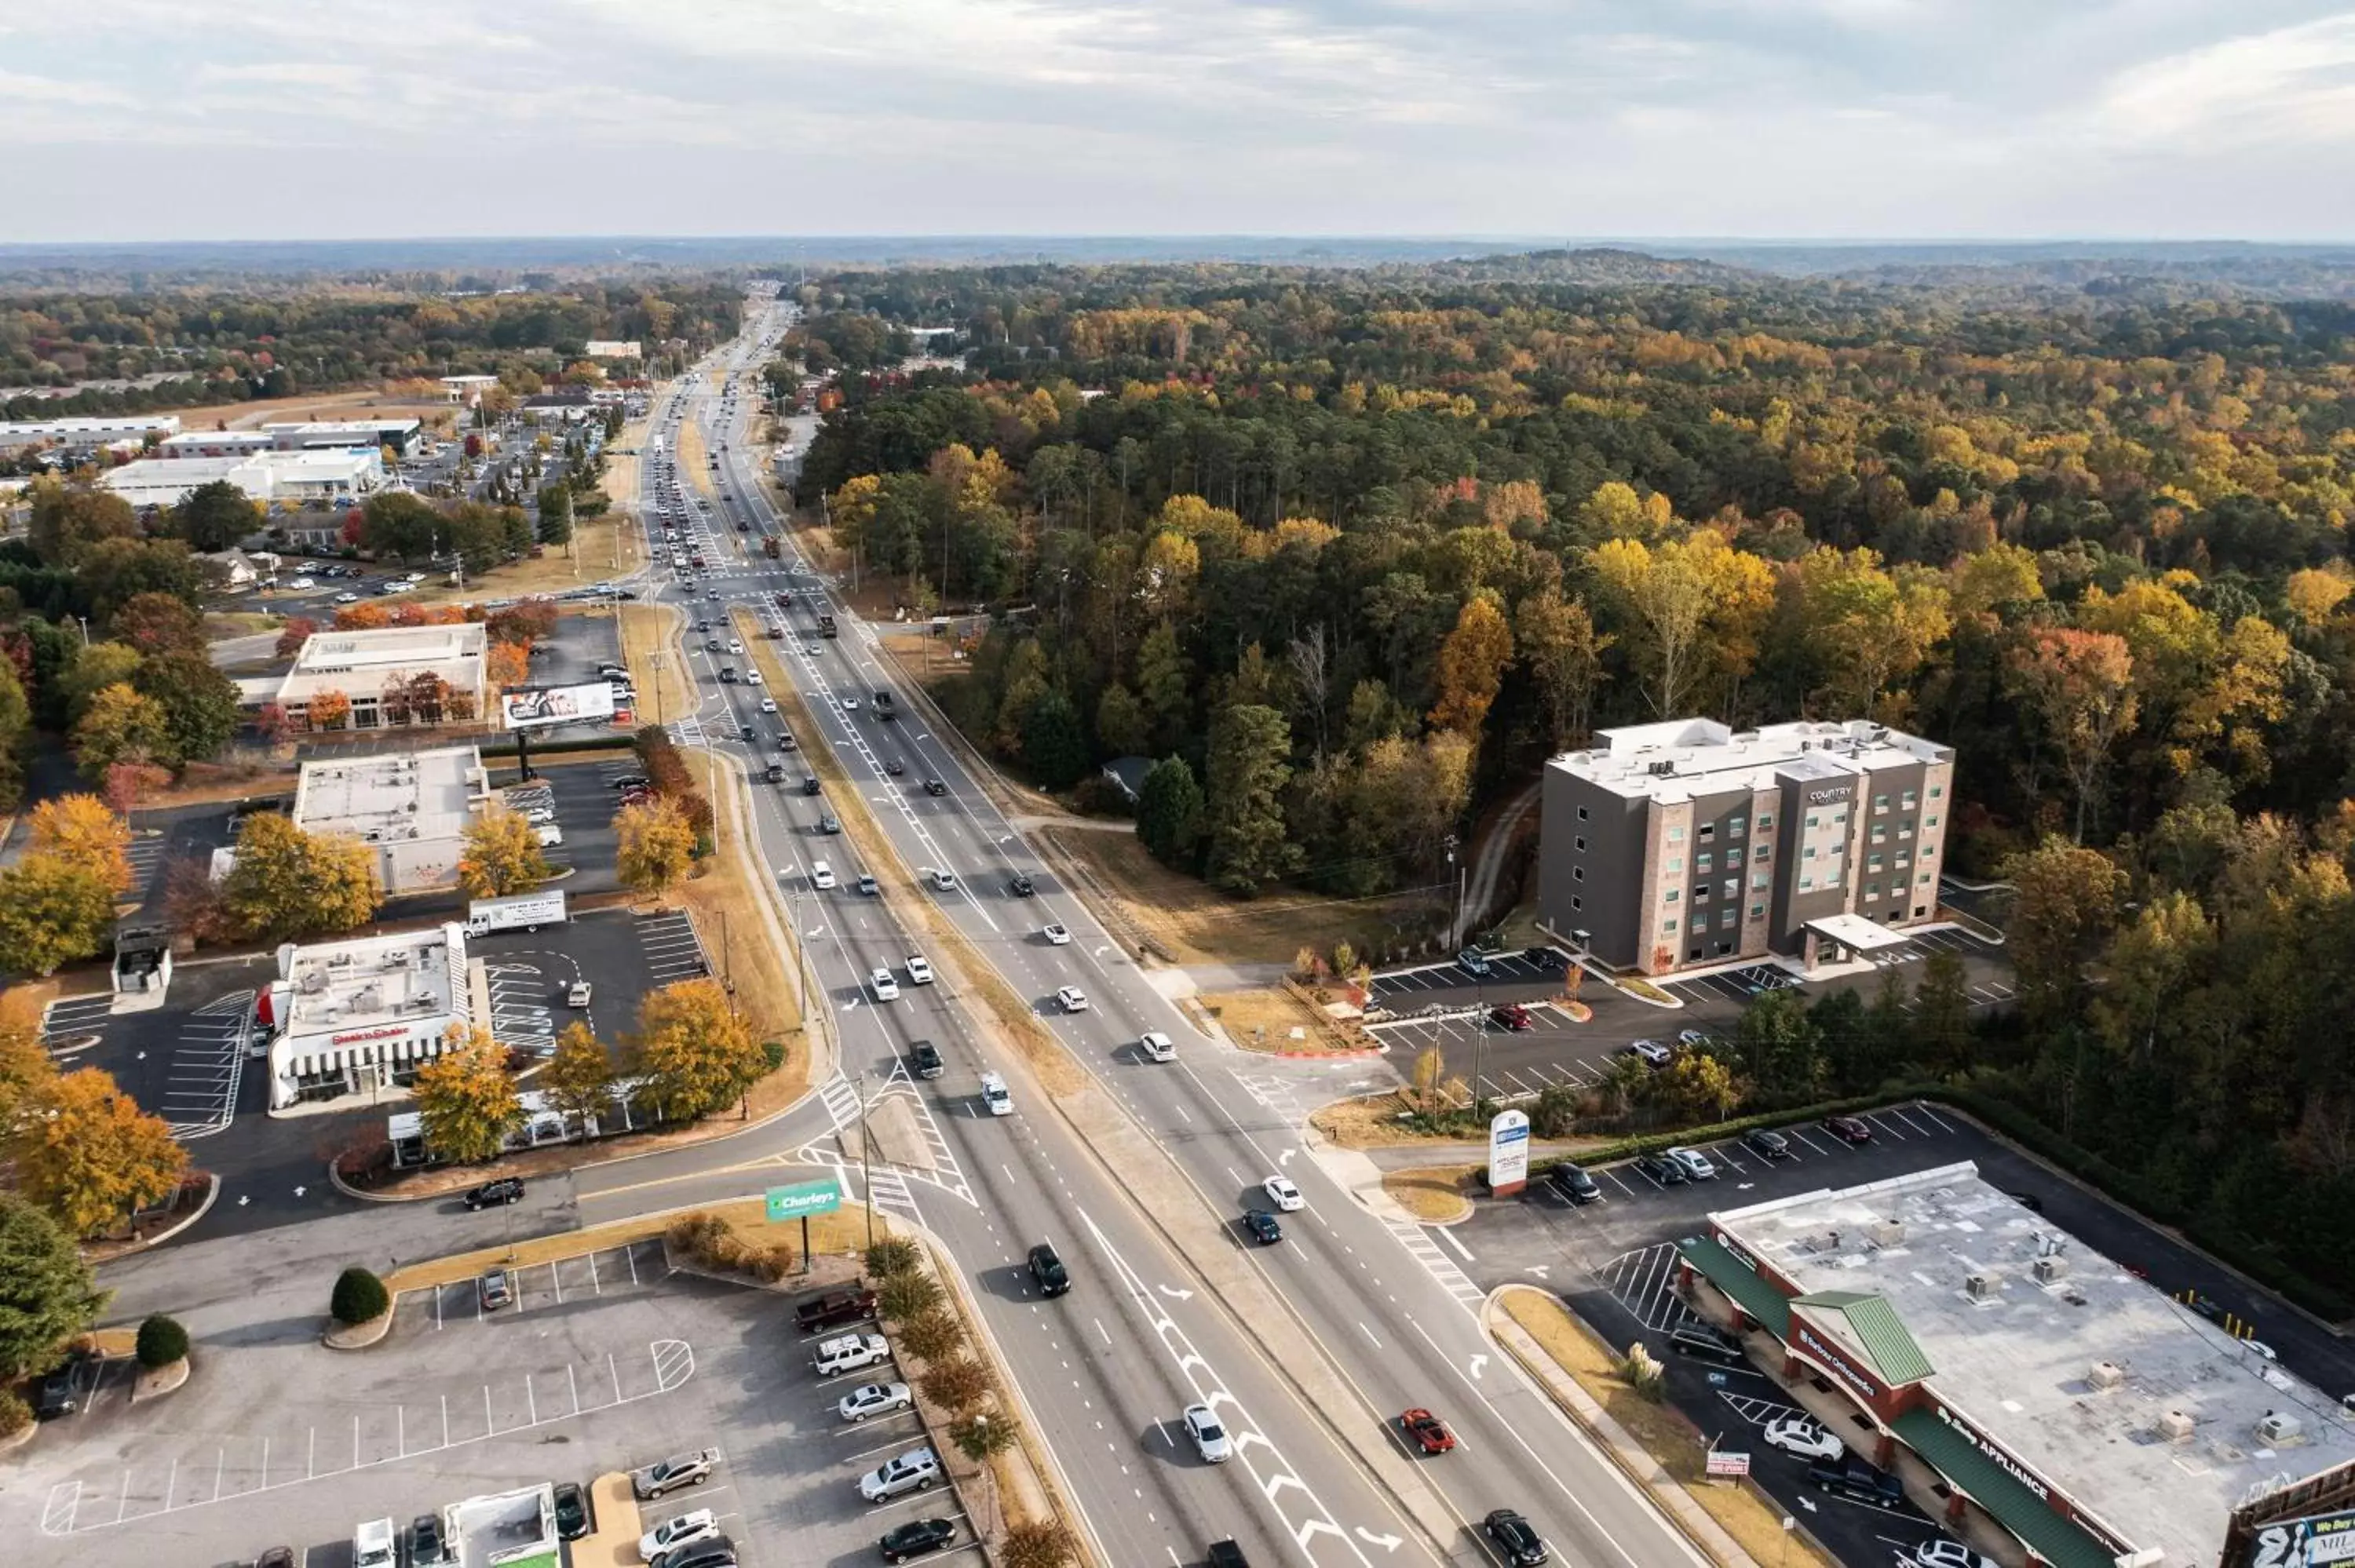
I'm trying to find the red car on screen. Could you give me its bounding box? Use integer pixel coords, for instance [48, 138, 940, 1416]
[1399, 1408, 1456, 1454]
[1822, 1114, 1875, 1145]
[1488, 1005, 1533, 1033]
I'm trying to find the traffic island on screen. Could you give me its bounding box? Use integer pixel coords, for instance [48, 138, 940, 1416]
[323, 1311, 392, 1351]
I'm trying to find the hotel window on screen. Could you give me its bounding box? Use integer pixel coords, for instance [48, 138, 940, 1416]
[1751, 871, 1770, 889]
[1868, 854, 1882, 871]
[1753, 844, 1770, 863]
[1572, 867, 1583, 881]
[1693, 886, 1710, 902]
[1922, 844, 1935, 858]
[1758, 813, 1774, 830]
[1663, 918, 1678, 933]
[1570, 895, 1583, 910]
[1901, 789, 1917, 808]
[1727, 848, 1743, 867]
[1895, 853, 1910, 869]
[1664, 889, 1680, 903]
[1666, 857, 1683, 873]
[1919, 872, 1934, 885]
[1668, 826, 1685, 843]
[1926, 815, 1939, 828]
[1729, 817, 1747, 837]
[1719, 909, 1737, 929]
[1865, 882, 1879, 897]
[1578, 805, 1589, 820]
[1698, 823, 1715, 841]
[1799, 876, 1814, 892]
[1871, 827, 1886, 844]
[1930, 786, 1944, 799]
[1874, 793, 1889, 814]
[1804, 845, 1817, 860]
[1696, 853, 1713, 873]
[1575, 836, 1586, 851]
[1899, 824, 1912, 839]
[1806, 813, 1820, 829]
[1722, 879, 1738, 898]
[1749, 902, 1765, 918]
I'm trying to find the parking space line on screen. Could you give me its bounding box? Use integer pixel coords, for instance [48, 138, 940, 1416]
[1791, 1126, 1835, 1156]
[1889, 1106, 1936, 1137]
[1911, 1102, 1956, 1133]
[1865, 1111, 1909, 1140]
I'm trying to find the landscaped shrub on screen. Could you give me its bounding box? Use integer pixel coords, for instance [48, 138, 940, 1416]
[135, 1315, 188, 1369]
[0, 1389, 31, 1438]
[878, 1270, 944, 1322]
[864, 1237, 920, 1278]
[330, 1267, 389, 1326]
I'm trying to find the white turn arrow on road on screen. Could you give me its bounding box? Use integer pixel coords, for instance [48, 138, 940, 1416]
[1354, 1528, 1403, 1552]
[1468, 1355, 1488, 1379]
[1156, 1284, 1194, 1302]
[1278, 1147, 1296, 1166]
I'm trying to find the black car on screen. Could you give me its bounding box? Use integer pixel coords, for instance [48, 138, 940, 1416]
[33, 1358, 83, 1419]
[1009, 872, 1035, 897]
[1667, 1322, 1747, 1364]
[1028, 1242, 1071, 1296]
[1633, 1154, 1687, 1187]
[885, 757, 905, 777]
[553, 1481, 590, 1540]
[909, 1040, 944, 1078]
[1207, 1544, 1250, 1568]
[1743, 1127, 1791, 1161]
[1524, 946, 1569, 972]
[1483, 1508, 1550, 1566]
[877, 1517, 956, 1563]
[409, 1511, 448, 1566]
[1807, 1453, 1904, 1506]
[463, 1177, 525, 1210]
[739, 723, 758, 742]
[654, 1537, 737, 1568]
[802, 776, 822, 796]
[1242, 1209, 1283, 1245]
[611, 774, 652, 791]
[1546, 1163, 1601, 1204]
[923, 778, 947, 797]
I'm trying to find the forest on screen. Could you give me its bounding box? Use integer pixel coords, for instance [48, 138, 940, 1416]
[784, 252, 2355, 1308]
[0, 277, 743, 419]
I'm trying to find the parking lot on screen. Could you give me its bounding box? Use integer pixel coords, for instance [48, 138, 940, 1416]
[1441, 1104, 2355, 1568]
[13, 1266, 973, 1568]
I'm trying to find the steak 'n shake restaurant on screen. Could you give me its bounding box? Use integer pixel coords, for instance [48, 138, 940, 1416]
[1678, 1164, 2355, 1567]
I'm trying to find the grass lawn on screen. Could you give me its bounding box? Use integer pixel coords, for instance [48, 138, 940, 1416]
[1495, 1287, 1835, 1568]
[1382, 1165, 1477, 1221]
[1199, 986, 1349, 1054]
[203, 610, 283, 638]
[386, 1198, 871, 1293]
[166, 385, 461, 434]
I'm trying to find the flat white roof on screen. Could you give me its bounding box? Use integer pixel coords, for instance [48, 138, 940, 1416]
[280, 623, 486, 706]
[1802, 911, 1910, 950]
[1554, 717, 1952, 804]
[1714, 1163, 2355, 1566]
[278, 924, 462, 1041]
[261, 418, 422, 438]
[293, 746, 484, 845]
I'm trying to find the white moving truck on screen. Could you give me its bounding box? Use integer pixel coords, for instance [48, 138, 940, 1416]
[466, 890, 568, 935]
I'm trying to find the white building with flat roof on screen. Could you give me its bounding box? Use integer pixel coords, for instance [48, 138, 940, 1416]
[261, 922, 484, 1111]
[0, 414, 181, 452]
[440, 374, 502, 403]
[275, 622, 487, 729]
[158, 430, 273, 460]
[102, 447, 384, 509]
[261, 417, 422, 454]
[582, 340, 640, 359]
[293, 746, 489, 892]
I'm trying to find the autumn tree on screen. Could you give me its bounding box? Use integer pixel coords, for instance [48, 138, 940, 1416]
[27, 794, 133, 895]
[2002, 837, 2126, 1027]
[616, 795, 696, 897]
[133, 651, 241, 765]
[71, 682, 171, 780]
[274, 617, 318, 659]
[1588, 531, 1774, 717]
[411, 1026, 524, 1164]
[0, 1194, 109, 1380]
[628, 979, 765, 1122]
[305, 687, 352, 730]
[12, 1067, 190, 1238]
[171, 479, 260, 552]
[2005, 628, 2138, 842]
[1516, 589, 1609, 749]
[110, 593, 208, 658]
[541, 1021, 615, 1132]
[218, 812, 383, 942]
[0, 854, 119, 976]
[458, 804, 550, 899]
[1203, 703, 1299, 894]
[1429, 593, 1513, 737]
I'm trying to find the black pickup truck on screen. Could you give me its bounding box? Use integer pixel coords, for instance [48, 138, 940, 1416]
[793, 1288, 878, 1333]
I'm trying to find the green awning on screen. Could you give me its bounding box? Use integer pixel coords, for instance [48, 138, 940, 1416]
[1792, 1289, 1935, 1387]
[1676, 1235, 1791, 1336]
[1890, 1408, 2120, 1568]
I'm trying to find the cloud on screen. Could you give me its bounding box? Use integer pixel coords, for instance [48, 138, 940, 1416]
[2094, 11, 2355, 148]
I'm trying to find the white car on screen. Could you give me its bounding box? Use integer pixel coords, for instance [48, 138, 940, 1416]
[1263, 1176, 1305, 1212]
[334, 591, 360, 604]
[805, 642, 821, 656]
[841, 695, 861, 711]
[747, 669, 763, 685]
[906, 954, 934, 986]
[1182, 1402, 1232, 1464]
[638, 1508, 719, 1560]
[1042, 923, 1072, 945]
[1056, 986, 1088, 1012]
[980, 1072, 1013, 1115]
[728, 640, 743, 654]
[759, 698, 776, 713]
[1762, 1415, 1843, 1460]
[1628, 1038, 1673, 1067]
[836, 1380, 915, 1424]
[811, 860, 837, 890]
[1139, 1031, 1176, 1062]
[1912, 1543, 2000, 1568]
[287, 576, 316, 590]
[1665, 1146, 1718, 1180]
[1677, 1028, 1714, 1048]
[870, 967, 901, 1001]
[353, 1518, 396, 1568]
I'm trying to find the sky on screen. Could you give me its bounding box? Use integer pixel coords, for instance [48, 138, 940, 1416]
[9, 0, 2355, 243]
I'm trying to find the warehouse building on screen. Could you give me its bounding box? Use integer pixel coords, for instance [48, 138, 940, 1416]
[0, 414, 181, 452]
[156, 429, 274, 461]
[259, 417, 422, 454]
[1538, 717, 1955, 976]
[291, 746, 489, 893]
[270, 622, 487, 731]
[101, 447, 384, 509]
[259, 922, 484, 1112]
[1678, 1163, 2355, 1568]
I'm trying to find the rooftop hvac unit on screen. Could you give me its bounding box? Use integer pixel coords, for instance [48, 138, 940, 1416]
[2157, 1409, 2195, 1442]
[2087, 1361, 2126, 1391]
[351, 986, 382, 1012]
[1867, 1220, 1905, 1247]
[1966, 1271, 1999, 1300]
[298, 970, 327, 994]
[2258, 1411, 2304, 1446]
[2034, 1255, 2070, 1283]
[1649, 760, 1677, 775]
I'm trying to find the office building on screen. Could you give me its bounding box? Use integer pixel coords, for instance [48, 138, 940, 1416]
[0, 414, 181, 452]
[101, 447, 384, 509]
[1539, 718, 1954, 976]
[292, 746, 490, 892]
[271, 622, 488, 730]
[259, 417, 422, 454]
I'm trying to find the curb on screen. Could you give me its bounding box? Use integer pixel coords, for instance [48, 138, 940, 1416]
[89, 1173, 221, 1260]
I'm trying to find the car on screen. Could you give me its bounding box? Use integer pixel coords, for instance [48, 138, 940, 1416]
[335, 591, 360, 603]
[876, 1518, 957, 1563]
[1633, 1153, 1687, 1187]
[552, 1481, 591, 1540]
[1398, 1407, 1456, 1454]
[906, 955, 934, 985]
[929, 869, 958, 891]
[841, 695, 861, 711]
[777, 731, 798, 750]
[805, 642, 821, 656]
[1677, 1028, 1713, 1048]
[813, 1332, 893, 1377]
[640, 1508, 720, 1560]
[739, 723, 757, 742]
[1911, 1541, 2000, 1568]
[1242, 1208, 1283, 1244]
[1524, 946, 1569, 971]
[1743, 1127, 1791, 1160]
[1028, 1242, 1071, 1296]
[407, 1507, 452, 1554]
[1627, 1038, 1672, 1067]
[1042, 923, 1072, 945]
[1806, 1453, 1904, 1506]
[1009, 871, 1035, 896]
[794, 1288, 879, 1332]
[924, 777, 947, 797]
[354, 1518, 397, 1568]
[856, 873, 878, 895]
[1262, 1175, 1305, 1212]
[980, 1072, 1013, 1114]
[820, 812, 842, 833]
[287, 576, 316, 590]
[705, 639, 722, 653]
[1482, 1508, 1550, 1565]
[803, 775, 822, 795]
[1822, 1114, 1875, 1144]
[1456, 947, 1493, 977]
[837, 1380, 915, 1423]
[256, 1549, 297, 1568]
[1488, 1003, 1533, 1031]
[33, 1358, 82, 1419]
[612, 772, 652, 791]
[1183, 1402, 1232, 1463]
[811, 861, 836, 889]
[1546, 1162, 1601, 1204]
[728, 640, 743, 654]
[885, 757, 906, 776]
[1139, 1030, 1176, 1062]
[567, 981, 592, 1008]
[760, 698, 776, 713]
[1206, 1544, 1250, 1568]
[464, 1177, 525, 1209]
[1667, 1321, 1747, 1363]
[1665, 1146, 1718, 1180]
[1763, 1415, 1844, 1460]
[1056, 985, 1088, 1012]
[859, 1446, 942, 1503]
[478, 1268, 513, 1310]
[651, 1535, 736, 1568]
[870, 967, 901, 1001]
[746, 669, 763, 686]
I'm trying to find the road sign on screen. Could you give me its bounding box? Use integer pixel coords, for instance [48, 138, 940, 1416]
[765, 1177, 842, 1222]
[1488, 1108, 1532, 1195]
[1705, 1449, 1752, 1479]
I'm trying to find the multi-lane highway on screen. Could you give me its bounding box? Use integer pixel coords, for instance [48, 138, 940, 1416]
[576, 304, 1706, 1568]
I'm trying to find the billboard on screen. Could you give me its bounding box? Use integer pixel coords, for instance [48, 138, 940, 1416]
[1488, 1108, 1532, 1194]
[2250, 1511, 2355, 1568]
[766, 1178, 843, 1222]
[500, 682, 617, 731]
